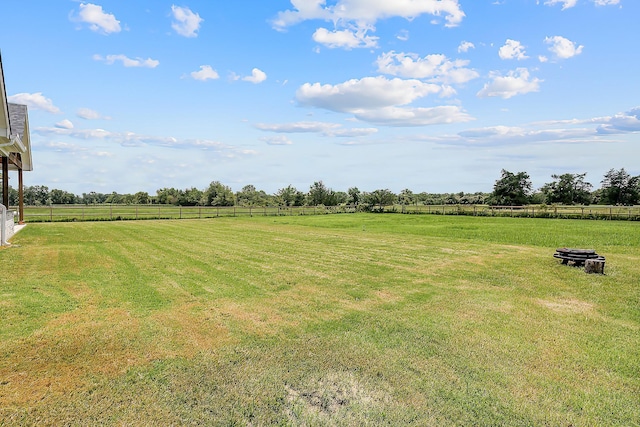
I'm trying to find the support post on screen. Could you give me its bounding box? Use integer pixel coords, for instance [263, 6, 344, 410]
[2, 157, 8, 209]
[18, 168, 24, 223]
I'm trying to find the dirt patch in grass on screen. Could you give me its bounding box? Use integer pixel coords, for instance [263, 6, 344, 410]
[535, 298, 595, 314]
[215, 300, 294, 336]
[284, 371, 390, 423]
[150, 303, 231, 356]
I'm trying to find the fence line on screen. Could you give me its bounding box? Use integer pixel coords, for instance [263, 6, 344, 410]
[12, 203, 640, 223]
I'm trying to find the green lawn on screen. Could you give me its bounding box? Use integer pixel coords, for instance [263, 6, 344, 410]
[1, 215, 638, 425]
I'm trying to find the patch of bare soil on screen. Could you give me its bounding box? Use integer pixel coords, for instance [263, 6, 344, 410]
[535, 298, 594, 314]
[284, 371, 389, 423]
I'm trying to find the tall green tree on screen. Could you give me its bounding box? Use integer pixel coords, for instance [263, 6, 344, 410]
[541, 173, 592, 205]
[600, 168, 640, 205]
[308, 181, 331, 206]
[133, 191, 151, 205]
[398, 189, 415, 205]
[491, 169, 532, 206]
[347, 187, 361, 205]
[23, 185, 49, 206]
[363, 189, 396, 208]
[275, 185, 304, 206]
[201, 181, 235, 206]
[236, 185, 270, 206]
[178, 187, 203, 206]
[49, 188, 77, 204]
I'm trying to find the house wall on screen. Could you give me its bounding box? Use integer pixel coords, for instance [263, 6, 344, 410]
[4, 209, 14, 241]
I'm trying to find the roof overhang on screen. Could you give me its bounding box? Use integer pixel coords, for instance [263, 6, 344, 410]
[6, 103, 32, 171]
[0, 53, 10, 141]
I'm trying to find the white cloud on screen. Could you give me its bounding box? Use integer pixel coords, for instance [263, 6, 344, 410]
[544, 36, 583, 59]
[477, 68, 541, 99]
[458, 41, 475, 53]
[538, 55, 549, 63]
[77, 108, 110, 120]
[190, 65, 220, 81]
[7, 92, 61, 114]
[312, 27, 378, 49]
[255, 121, 378, 137]
[428, 107, 640, 147]
[272, 0, 466, 29]
[256, 121, 341, 133]
[295, 76, 474, 126]
[34, 126, 254, 155]
[396, 29, 409, 41]
[74, 3, 121, 34]
[93, 54, 160, 68]
[171, 5, 203, 38]
[55, 119, 74, 129]
[354, 105, 473, 127]
[544, 0, 578, 9]
[272, 0, 464, 51]
[596, 107, 640, 134]
[545, 0, 619, 8]
[260, 136, 294, 145]
[242, 68, 268, 84]
[376, 51, 479, 84]
[498, 39, 528, 60]
[297, 76, 441, 112]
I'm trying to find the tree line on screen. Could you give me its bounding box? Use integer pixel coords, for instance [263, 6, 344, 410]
[8, 168, 639, 207]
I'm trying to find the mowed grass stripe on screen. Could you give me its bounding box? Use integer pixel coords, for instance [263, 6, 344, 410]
[0, 215, 638, 425]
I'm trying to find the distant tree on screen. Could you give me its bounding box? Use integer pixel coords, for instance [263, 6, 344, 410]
[236, 185, 270, 206]
[363, 189, 396, 208]
[541, 173, 592, 205]
[177, 187, 202, 206]
[8, 186, 18, 206]
[49, 188, 77, 204]
[308, 181, 332, 206]
[133, 191, 151, 205]
[444, 193, 459, 205]
[398, 189, 415, 205]
[82, 191, 109, 205]
[121, 194, 135, 204]
[24, 185, 49, 206]
[275, 185, 304, 206]
[156, 188, 180, 205]
[347, 187, 361, 205]
[600, 168, 640, 205]
[333, 191, 349, 205]
[201, 181, 235, 206]
[490, 169, 532, 205]
[105, 192, 124, 204]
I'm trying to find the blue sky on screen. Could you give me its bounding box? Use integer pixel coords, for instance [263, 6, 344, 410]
[1, 0, 638, 195]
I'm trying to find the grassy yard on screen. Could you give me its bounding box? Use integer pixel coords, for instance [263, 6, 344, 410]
[0, 215, 638, 425]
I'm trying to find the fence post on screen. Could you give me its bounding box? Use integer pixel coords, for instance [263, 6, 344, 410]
[50, 205, 53, 221]
[110, 204, 113, 220]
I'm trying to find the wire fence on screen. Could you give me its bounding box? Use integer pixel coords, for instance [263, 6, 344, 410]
[12, 203, 640, 223]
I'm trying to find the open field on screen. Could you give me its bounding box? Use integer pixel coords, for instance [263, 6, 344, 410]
[15, 203, 640, 222]
[1, 215, 639, 425]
